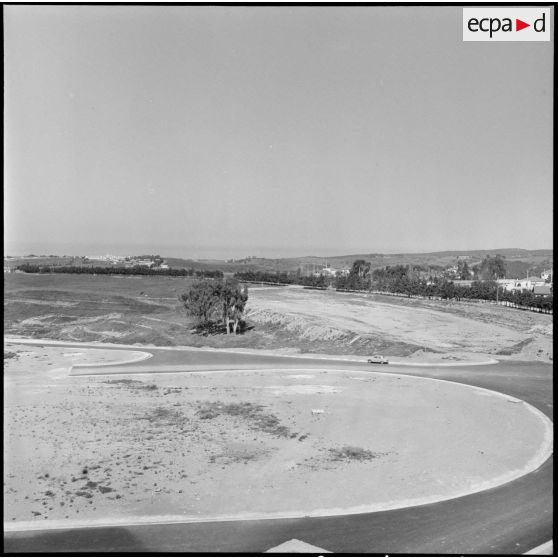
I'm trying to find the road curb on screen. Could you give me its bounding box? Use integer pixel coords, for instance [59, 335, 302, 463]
[4, 336, 498, 368]
[69, 350, 153, 373]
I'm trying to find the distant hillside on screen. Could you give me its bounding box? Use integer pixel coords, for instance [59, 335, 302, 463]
[154, 249, 555, 277]
[6, 248, 552, 279]
[252, 249, 552, 275]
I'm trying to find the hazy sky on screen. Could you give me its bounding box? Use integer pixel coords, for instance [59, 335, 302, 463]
[4, 6, 553, 258]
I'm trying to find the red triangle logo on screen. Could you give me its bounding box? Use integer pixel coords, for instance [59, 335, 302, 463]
[516, 19, 530, 31]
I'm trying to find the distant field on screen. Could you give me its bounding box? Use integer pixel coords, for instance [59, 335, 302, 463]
[4, 274, 194, 346]
[3, 274, 421, 355]
[4, 273, 553, 360]
[4, 274, 318, 352]
[4, 273, 194, 299]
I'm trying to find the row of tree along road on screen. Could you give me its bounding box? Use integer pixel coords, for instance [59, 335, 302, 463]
[234, 256, 552, 313]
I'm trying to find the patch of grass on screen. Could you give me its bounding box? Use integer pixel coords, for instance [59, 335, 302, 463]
[139, 383, 158, 391]
[140, 406, 188, 427]
[4, 351, 18, 360]
[196, 401, 291, 437]
[329, 446, 379, 462]
[191, 320, 251, 337]
[104, 379, 158, 390]
[496, 337, 534, 355]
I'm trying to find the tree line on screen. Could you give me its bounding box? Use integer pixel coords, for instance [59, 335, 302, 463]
[337, 258, 552, 312]
[235, 257, 552, 312]
[14, 263, 224, 279]
[234, 270, 327, 288]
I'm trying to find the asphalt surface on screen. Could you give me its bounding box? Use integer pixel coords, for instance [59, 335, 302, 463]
[3, 343, 553, 554]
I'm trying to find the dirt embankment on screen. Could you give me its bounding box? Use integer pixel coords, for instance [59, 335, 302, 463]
[244, 288, 553, 362]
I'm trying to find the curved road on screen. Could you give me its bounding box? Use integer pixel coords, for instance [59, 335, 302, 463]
[4, 342, 553, 554]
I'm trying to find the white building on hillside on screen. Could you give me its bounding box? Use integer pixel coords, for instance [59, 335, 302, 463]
[86, 254, 124, 263]
[500, 276, 548, 292]
[135, 259, 155, 268]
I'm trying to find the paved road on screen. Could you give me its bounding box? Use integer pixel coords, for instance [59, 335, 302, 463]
[4, 342, 553, 554]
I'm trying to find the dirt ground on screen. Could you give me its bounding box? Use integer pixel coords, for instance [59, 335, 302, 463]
[4, 275, 553, 361]
[4, 344, 550, 526]
[245, 287, 553, 362]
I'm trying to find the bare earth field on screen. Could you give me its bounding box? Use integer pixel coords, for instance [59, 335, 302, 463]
[246, 287, 553, 362]
[3, 344, 550, 527]
[4, 274, 553, 529]
[3, 274, 553, 361]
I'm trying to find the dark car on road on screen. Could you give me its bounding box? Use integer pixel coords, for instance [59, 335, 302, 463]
[367, 355, 389, 364]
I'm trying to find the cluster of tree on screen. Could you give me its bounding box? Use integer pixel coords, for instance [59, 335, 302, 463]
[335, 260, 552, 311]
[441, 280, 553, 311]
[233, 270, 329, 288]
[180, 278, 248, 334]
[15, 263, 223, 278]
[299, 274, 328, 288]
[336, 259, 372, 291]
[234, 270, 297, 284]
[471, 255, 507, 280]
[456, 259, 472, 279]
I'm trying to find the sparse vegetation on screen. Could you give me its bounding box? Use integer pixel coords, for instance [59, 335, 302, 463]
[196, 401, 291, 437]
[496, 338, 534, 355]
[139, 406, 188, 427]
[105, 379, 158, 390]
[329, 446, 380, 461]
[209, 445, 266, 464]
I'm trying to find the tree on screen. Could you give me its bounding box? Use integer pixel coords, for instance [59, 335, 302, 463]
[343, 259, 372, 290]
[230, 285, 249, 334]
[457, 259, 471, 280]
[217, 279, 249, 334]
[179, 280, 220, 326]
[478, 255, 506, 280]
[180, 278, 249, 334]
[350, 259, 371, 278]
[439, 279, 456, 300]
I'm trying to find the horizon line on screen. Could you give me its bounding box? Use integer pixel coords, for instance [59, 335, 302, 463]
[4, 246, 553, 261]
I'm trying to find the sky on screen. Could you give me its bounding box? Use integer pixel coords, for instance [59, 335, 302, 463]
[4, 6, 553, 259]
